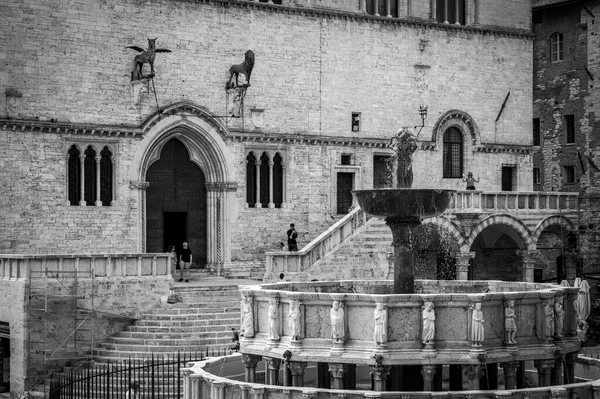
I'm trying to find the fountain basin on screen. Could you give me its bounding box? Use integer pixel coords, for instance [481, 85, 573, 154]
[353, 188, 455, 221]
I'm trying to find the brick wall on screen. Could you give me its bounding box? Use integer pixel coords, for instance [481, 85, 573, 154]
[0, 0, 533, 267]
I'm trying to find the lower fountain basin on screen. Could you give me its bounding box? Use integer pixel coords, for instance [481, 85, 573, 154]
[353, 188, 455, 221]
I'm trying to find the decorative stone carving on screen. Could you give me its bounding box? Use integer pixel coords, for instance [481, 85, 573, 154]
[129, 180, 150, 190]
[5, 88, 22, 115]
[545, 299, 555, 341]
[422, 301, 435, 347]
[373, 302, 387, 346]
[268, 298, 280, 341]
[288, 300, 302, 341]
[330, 300, 345, 342]
[504, 299, 517, 344]
[250, 108, 265, 128]
[471, 302, 484, 347]
[421, 365, 436, 381]
[241, 295, 254, 338]
[554, 296, 565, 339]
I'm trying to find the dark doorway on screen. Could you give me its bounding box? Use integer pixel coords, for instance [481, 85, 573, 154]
[146, 139, 207, 267]
[0, 323, 9, 393]
[337, 173, 354, 214]
[373, 155, 393, 188]
[502, 167, 515, 191]
[164, 212, 187, 253]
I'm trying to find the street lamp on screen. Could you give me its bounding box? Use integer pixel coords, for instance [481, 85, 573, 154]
[415, 105, 428, 138]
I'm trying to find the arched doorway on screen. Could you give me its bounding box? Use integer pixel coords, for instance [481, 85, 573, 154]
[146, 139, 207, 266]
[469, 224, 527, 281]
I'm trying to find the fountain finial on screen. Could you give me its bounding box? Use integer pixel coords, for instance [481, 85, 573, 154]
[389, 127, 418, 188]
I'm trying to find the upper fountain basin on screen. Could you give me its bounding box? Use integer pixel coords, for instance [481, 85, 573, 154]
[353, 188, 456, 221]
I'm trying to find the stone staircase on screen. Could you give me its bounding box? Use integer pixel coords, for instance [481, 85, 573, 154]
[92, 282, 244, 360]
[302, 218, 392, 280]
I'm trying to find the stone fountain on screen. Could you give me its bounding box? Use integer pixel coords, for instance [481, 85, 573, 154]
[353, 127, 454, 294]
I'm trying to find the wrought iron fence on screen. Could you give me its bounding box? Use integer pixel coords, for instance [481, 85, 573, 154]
[49, 349, 233, 399]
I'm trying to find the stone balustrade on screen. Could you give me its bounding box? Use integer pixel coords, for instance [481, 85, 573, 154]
[0, 253, 172, 280]
[265, 207, 369, 278]
[448, 191, 579, 213]
[182, 353, 600, 399]
[239, 280, 580, 366]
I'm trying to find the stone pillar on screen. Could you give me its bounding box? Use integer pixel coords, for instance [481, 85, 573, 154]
[214, 382, 226, 399]
[282, 359, 293, 387]
[329, 363, 347, 390]
[289, 361, 307, 387]
[449, 364, 462, 391]
[517, 249, 538, 282]
[317, 362, 330, 388]
[430, 0, 436, 20]
[374, 0, 379, 16]
[463, 365, 481, 390]
[370, 365, 390, 392]
[268, 160, 274, 208]
[421, 365, 436, 391]
[255, 160, 261, 208]
[535, 359, 554, 387]
[94, 155, 102, 206]
[79, 154, 86, 205]
[500, 361, 519, 390]
[386, 218, 421, 294]
[242, 354, 261, 383]
[565, 353, 576, 384]
[456, 252, 475, 281]
[264, 357, 281, 386]
[552, 355, 564, 385]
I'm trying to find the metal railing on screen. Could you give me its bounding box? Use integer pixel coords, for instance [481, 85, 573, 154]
[264, 207, 370, 276]
[49, 349, 233, 399]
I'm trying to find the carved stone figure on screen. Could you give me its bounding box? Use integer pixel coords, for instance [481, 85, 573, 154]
[288, 300, 302, 341]
[330, 301, 345, 342]
[373, 302, 387, 345]
[268, 298, 280, 341]
[471, 302, 484, 346]
[544, 300, 554, 340]
[554, 297, 565, 338]
[504, 300, 517, 344]
[422, 301, 435, 344]
[226, 50, 255, 89]
[241, 295, 254, 338]
[389, 127, 418, 188]
[126, 38, 172, 81]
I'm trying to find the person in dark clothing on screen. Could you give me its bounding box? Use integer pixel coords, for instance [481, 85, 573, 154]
[287, 224, 298, 251]
[178, 242, 192, 282]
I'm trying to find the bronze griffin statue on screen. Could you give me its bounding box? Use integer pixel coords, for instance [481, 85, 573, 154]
[126, 38, 172, 80]
[226, 50, 255, 89]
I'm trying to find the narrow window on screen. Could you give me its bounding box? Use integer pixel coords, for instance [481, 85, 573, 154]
[443, 127, 463, 178]
[84, 146, 97, 206]
[273, 153, 284, 208]
[366, 0, 376, 15]
[341, 154, 352, 166]
[565, 114, 575, 143]
[100, 147, 113, 206]
[246, 152, 257, 208]
[551, 33, 564, 62]
[259, 152, 270, 208]
[533, 168, 541, 184]
[352, 112, 361, 132]
[68, 145, 81, 206]
[563, 165, 575, 184]
[436, 0, 465, 24]
[533, 118, 541, 146]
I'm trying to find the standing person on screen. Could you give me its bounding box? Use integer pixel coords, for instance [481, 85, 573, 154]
[125, 381, 140, 399]
[287, 224, 298, 251]
[178, 242, 192, 282]
[462, 172, 480, 190]
[167, 244, 178, 280]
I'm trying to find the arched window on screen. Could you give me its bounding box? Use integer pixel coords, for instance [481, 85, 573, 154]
[365, 0, 399, 17]
[259, 153, 270, 208]
[100, 147, 113, 206]
[443, 127, 463, 178]
[68, 145, 81, 206]
[246, 152, 257, 208]
[435, 0, 466, 25]
[84, 146, 97, 206]
[273, 153, 284, 208]
[551, 33, 563, 62]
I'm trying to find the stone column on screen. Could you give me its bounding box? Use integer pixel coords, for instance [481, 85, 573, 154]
[329, 363, 347, 390]
[264, 357, 281, 386]
[463, 365, 481, 390]
[94, 155, 102, 206]
[282, 359, 293, 387]
[456, 252, 475, 280]
[374, 0, 380, 16]
[535, 359, 554, 387]
[255, 160, 261, 208]
[370, 365, 390, 392]
[242, 354, 261, 383]
[430, 0, 436, 20]
[517, 249, 538, 282]
[387, 218, 421, 294]
[421, 365, 436, 391]
[268, 160, 274, 208]
[500, 361, 519, 390]
[214, 382, 226, 399]
[288, 361, 307, 387]
[552, 355, 564, 385]
[79, 154, 86, 205]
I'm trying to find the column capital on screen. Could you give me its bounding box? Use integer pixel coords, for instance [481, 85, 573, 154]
[264, 356, 282, 370]
[421, 364, 436, 382]
[205, 182, 238, 192]
[535, 359, 555, 370]
[242, 354, 261, 368]
[328, 363, 348, 379]
[288, 361, 308, 376]
[500, 361, 520, 373]
[370, 365, 390, 380]
[456, 251, 476, 264]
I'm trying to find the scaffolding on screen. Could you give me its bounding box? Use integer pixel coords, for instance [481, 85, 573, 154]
[27, 267, 95, 385]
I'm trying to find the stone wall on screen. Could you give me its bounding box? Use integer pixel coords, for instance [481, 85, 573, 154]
[0, 281, 27, 397]
[1, 0, 533, 267]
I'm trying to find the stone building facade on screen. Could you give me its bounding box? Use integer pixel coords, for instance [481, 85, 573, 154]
[1, 0, 535, 276]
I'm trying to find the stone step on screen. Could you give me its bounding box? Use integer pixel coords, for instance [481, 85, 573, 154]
[140, 308, 239, 319]
[156, 301, 241, 311]
[118, 324, 234, 338]
[133, 317, 239, 328]
[95, 339, 231, 353]
[92, 346, 230, 362]
[105, 332, 228, 345]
